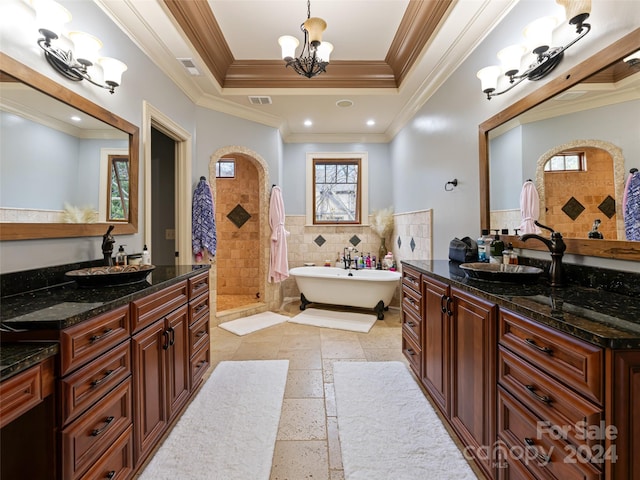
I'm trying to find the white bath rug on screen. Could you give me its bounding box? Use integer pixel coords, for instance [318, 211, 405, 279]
[289, 308, 377, 333]
[219, 311, 289, 336]
[333, 361, 478, 480]
[139, 360, 289, 480]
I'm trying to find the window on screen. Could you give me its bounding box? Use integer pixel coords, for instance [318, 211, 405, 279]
[107, 155, 129, 221]
[313, 159, 361, 224]
[216, 158, 235, 178]
[544, 151, 586, 172]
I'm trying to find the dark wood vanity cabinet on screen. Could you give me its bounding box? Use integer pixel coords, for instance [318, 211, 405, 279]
[401, 263, 639, 480]
[402, 270, 497, 479]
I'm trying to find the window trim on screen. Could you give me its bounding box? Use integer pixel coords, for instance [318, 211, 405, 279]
[544, 151, 586, 172]
[306, 152, 368, 226]
[216, 158, 236, 178]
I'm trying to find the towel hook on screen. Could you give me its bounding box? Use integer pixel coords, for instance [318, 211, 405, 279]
[444, 179, 458, 191]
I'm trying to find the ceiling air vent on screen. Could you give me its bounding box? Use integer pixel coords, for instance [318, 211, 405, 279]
[177, 58, 201, 76]
[248, 96, 272, 105]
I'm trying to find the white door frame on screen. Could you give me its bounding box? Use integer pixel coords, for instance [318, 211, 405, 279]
[142, 101, 192, 265]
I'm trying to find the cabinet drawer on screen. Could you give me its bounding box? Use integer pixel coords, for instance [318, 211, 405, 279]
[402, 307, 421, 343]
[189, 291, 210, 325]
[130, 281, 188, 333]
[402, 265, 421, 292]
[62, 378, 132, 480]
[79, 425, 134, 480]
[189, 313, 210, 355]
[499, 309, 603, 404]
[188, 270, 210, 300]
[499, 347, 602, 455]
[61, 340, 131, 425]
[190, 344, 210, 389]
[498, 387, 602, 480]
[0, 357, 53, 429]
[60, 305, 130, 376]
[402, 332, 421, 377]
[402, 284, 422, 318]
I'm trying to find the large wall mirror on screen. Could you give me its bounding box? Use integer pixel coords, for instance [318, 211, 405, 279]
[479, 28, 640, 261]
[0, 53, 138, 240]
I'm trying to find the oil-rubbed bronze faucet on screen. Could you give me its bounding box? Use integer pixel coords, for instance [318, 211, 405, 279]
[521, 221, 566, 287]
[102, 225, 116, 266]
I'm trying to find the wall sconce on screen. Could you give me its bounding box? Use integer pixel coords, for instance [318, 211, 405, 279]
[625, 50, 640, 68]
[477, 0, 592, 100]
[34, 0, 127, 94]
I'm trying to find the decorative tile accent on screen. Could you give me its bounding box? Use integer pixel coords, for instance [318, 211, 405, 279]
[598, 195, 616, 219]
[349, 235, 360, 247]
[410, 237, 416, 252]
[561, 197, 585, 221]
[314, 235, 326, 247]
[226, 204, 251, 228]
[397, 236, 402, 248]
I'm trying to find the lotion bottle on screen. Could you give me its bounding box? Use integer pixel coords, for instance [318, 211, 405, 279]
[115, 245, 127, 266]
[142, 245, 151, 265]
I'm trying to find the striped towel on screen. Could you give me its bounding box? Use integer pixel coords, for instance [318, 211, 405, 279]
[192, 177, 217, 257]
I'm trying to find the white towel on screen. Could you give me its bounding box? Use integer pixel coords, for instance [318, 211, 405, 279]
[519, 180, 541, 234]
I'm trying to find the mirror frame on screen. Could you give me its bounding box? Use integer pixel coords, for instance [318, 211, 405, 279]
[0, 52, 139, 241]
[479, 28, 640, 261]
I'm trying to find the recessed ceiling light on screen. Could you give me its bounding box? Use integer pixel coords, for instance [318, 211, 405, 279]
[336, 99, 354, 108]
[70, 115, 81, 122]
[366, 119, 375, 126]
[304, 119, 313, 127]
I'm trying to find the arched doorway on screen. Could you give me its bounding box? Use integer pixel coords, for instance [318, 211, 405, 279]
[536, 140, 625, 240]
[209, 146, 280, 322]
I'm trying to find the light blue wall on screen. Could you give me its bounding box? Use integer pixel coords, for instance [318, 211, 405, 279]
[490, 127, 524, 211]
[390, 0, 640, 267]
[282, 143, 392, 215]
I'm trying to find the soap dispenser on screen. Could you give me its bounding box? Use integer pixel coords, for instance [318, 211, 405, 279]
[489, 230, 504, 264]
[115, 245, 127, 266]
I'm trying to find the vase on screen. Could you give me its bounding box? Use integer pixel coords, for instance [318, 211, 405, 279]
[378, 238, 387, 269]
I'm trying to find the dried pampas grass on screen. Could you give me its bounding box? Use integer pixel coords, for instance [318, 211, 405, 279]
[370, 207, 394, 238]
[61, 203, 98, 223]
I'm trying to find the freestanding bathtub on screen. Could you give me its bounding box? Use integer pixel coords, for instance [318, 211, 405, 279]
[289, 266, 401, 319]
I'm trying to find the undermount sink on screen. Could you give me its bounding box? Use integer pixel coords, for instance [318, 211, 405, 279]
[459, 262, 543, 283]
[65, 264, 156, 287]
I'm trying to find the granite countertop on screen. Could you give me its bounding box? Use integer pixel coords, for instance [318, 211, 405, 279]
[402, 260, 640, 350]
[0, 264, 210, 381]
[0, 264, 210, 331]
[0, 342, 59, 382]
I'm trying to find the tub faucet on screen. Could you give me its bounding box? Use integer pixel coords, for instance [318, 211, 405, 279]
[343, 247, 358, 274]
[102, 225, 116, 266]
[521, 221, 566, 287]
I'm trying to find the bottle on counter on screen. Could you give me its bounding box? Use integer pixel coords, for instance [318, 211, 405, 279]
[115, 245, 127, 266]
[489, 229, 504, 264]
[477, 229, 490, 262]
[141, 245, 151, 265]
[365, 253, 371, 269]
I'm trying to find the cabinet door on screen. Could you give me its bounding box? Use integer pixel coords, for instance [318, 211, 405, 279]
[132, 320, 167, 464]
[449, 286, 497, 479]
[165, 305, 190, 421]
[421, 276, 449, 415]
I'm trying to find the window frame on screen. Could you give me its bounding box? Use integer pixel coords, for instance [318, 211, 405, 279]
[216, 158, 236, 178]
[306, 152, 368, 226]
[312, 158, 362, 225]
[544, 151, 587, 172]
[107, 154, 130, 222]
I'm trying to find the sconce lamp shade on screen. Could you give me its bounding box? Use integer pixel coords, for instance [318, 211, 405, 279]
[97, 57, 128, 87]
[523, 16, 558, 54]
[68, 31, 102, 66]
[476, 66, 501, 94]
[278, 35, 300, 61]
[316, 41, 333, 62]
[497, 45, 526, 76]
[556, 0, 591, 25]
[34, 0, 71, 39]
[303, 17, 327, 47]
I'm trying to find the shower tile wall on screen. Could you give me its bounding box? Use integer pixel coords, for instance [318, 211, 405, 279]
[215, 156, 260, 297]
[282, 209, 432, 306]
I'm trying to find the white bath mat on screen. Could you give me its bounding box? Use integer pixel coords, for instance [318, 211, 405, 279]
[333, 361, 478, 480]
[289, 308, 376, 333]
[219, 311, 289, 336]
[139, 360, 289, 480]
